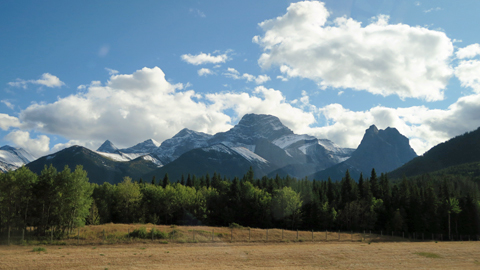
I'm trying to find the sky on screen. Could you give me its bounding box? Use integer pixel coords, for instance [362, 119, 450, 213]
[2, 0, 480, 158]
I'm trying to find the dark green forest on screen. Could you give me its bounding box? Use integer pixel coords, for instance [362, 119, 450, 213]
[1, 165, 480, 240]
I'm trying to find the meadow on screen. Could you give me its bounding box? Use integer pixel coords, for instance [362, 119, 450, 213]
[1, 224, 479, 269]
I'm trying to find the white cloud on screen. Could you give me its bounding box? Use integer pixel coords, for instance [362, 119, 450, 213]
[8, 73, 65, 89]
[424, 7, 442, 13]
[98, 45, 110, 57]
[456, 44, 480, 59]
[1, 100, 14, 110]
[105, 68, 119, 75]
[223, 68, 271, 84]
[4, 130, 50, 157]
[206, 86, 316, 133]
[19, 67, 233, 148]
[51, 140, 99, 153]
[0, 114, 21, 130]
[277, 75, 288, 82]
[189, 8, 206, 18]
[181, 52, 229, 65]
[455, 60, 480, 92]
[198, 68, 214, 76]
[254, 1, 454, 101]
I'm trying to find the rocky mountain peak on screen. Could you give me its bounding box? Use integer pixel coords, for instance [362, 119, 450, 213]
[210, 114, 293, 146]
[97, 140, 118, 153]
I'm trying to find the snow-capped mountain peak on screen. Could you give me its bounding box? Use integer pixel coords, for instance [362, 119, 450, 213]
[0, 145, 37, 172]
[121, 139, 161, 153]
[97, 140, 118, 153]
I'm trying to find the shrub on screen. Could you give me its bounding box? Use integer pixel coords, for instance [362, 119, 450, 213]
[229, 222, 243, 229]
[128, 227, 167, 239]
[32, 247, 46, 252]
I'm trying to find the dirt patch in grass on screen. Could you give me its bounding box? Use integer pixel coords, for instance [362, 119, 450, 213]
[1, 241, 480, 269]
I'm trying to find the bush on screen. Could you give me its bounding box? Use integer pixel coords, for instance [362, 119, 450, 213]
[128, 227, 148, 239]
[229, 222, 243, 229]
[128, 227, 168, 239]
[32, 247, 46, 252]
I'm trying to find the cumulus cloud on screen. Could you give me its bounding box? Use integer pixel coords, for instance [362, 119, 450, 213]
[424, 7, 442, 13]
[455, 60, 480, 92]
[19, 67, 233, 148]
[8, 73, 65, 89]
[254, 1, 454, 101]
[0, 114, 21, 130]
[456, 44, 480, 59]
[198, 68, 214, 76]
[223, 68, 271, 84]
[4, 130, 50, 157]
[181, 52, 229, 65]
[206, 86, 316, 132]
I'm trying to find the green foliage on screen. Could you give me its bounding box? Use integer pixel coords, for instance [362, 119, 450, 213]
[32, 247, 46, 252]
[229, 222, 243, 229]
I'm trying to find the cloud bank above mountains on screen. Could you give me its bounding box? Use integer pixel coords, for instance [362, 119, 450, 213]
[2, 1, 480, 158]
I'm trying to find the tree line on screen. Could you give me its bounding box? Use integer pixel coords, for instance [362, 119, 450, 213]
[1, 165, 479, 239]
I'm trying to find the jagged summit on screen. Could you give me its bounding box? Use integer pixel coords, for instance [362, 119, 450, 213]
[0, 145, 37, 172]
[209, 114, 293, 146]
[97, 140, 118, 153]
[121, 139, 160, 153]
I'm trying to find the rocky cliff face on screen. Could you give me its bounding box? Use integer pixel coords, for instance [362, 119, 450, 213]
[310, 125, 417, 181]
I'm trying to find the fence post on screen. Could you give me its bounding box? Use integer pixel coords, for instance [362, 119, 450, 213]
[266, 229, 268, 241]
[231, 228, 233, 242]
[212, 229, 214, 242]
[297, 229, 299, 241]
[312, 230, 314, 241]
[249, 228, 251, 241]
[128, 229, 130, 241]
[103, 229, 105, 242]
[282, 229, 284, 240]
[338, 230, 340, 241]
[363, 230, 366, 241]
[193, 229, 195, 241]
[77, 228, 80, 245]
[325, 230, 327, 241]
[351, 231, 353, 241]
[51, 228, 53, 242]
[22, 228, 25, 242]
[8, 226, 11, 245]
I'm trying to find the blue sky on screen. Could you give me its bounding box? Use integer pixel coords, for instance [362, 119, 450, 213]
[2, 0, 480, 157]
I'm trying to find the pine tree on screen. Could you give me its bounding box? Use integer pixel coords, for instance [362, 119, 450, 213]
[162, 173, 170, 188]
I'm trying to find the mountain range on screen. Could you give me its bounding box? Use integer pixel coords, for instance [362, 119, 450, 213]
[10, 114, 418, 183]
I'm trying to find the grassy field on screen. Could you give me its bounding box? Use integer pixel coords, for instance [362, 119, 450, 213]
[1, 241, 480, 269]
[1, 224, 479, 269]
[3, 224, 403, 245]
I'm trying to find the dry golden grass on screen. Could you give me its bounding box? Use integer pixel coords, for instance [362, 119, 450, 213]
[17, 224, 393, 245]
[2, 241, 480, 269]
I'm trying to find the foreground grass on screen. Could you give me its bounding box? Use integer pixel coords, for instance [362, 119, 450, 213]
[1, 241, 479, 269]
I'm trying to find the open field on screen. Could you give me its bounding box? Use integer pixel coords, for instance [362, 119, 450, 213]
[1, 241, 480, 269]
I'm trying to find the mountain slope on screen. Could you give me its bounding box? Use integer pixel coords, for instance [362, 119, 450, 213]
[311, 125, 417, 181]
[389, 126, 480, 179]
[0, 145, 37, 172]
[26, 146, 159, 184]
[143, 143, 277, 181]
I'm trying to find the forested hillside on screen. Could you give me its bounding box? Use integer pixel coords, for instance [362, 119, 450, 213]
[389, 127, 480, 179]
[1, 165, 479, 239]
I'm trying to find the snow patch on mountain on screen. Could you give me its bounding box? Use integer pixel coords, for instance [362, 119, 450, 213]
[0, 145, 37, 172]
[272, 134, 316, 149]
[231, 146, 268, 164]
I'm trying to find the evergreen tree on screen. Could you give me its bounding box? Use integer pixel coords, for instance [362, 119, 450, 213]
[162, 173, 170, 188]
